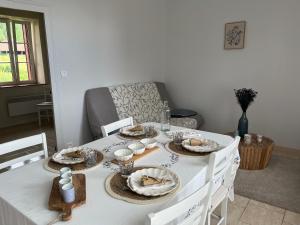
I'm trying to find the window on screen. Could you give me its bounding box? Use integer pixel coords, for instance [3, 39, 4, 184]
[0, 19, 35, 85]
[0, 7, 50, 87]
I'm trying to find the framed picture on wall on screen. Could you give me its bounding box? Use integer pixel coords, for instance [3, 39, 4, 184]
[224, 21, 246, 49]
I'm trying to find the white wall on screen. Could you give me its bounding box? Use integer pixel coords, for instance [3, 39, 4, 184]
[50, 0, 166, 148]
[166, 0, 300, 149]
[0, 0, 166, 148]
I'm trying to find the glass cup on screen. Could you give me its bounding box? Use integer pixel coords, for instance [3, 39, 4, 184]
[244, 134, 252, 145]
[144, 126, 150, 137]
[257, 134, 263, 143]
[118, 160, 134, 176]
[145, 125, 155, 137]
[84, 149, 97, 167]
[173, 132, 184, 145]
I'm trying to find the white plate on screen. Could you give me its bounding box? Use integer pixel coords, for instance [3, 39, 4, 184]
[119, 125, 145, 137]
[127, 168, 179, 196]
[181, 138, 220, 153]
[52, 147, 85, 165]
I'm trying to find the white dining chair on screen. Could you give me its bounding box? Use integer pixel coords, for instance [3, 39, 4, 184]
[0, 133, 48, 171]
[146, 181, 213, 225]
[101, 117, 133, 137]
[206, 136, 240, 225]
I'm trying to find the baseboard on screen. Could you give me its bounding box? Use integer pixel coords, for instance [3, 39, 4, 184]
[273, 145, 300, 159]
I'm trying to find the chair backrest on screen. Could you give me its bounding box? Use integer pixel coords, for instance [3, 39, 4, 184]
[101, 117, 133, 137]
[0, 133, 48, 170]
[206, 136, 240, 190]
[146, 181, 212, 225]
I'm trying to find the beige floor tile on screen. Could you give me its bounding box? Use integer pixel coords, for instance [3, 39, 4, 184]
[237, 222, 250, 225]
[240, 202, 284, 225]
[228, 203, 246, 225]
[210, 216, 219, 225]
[233, 195, 250, 208]
[248, 199, 285, 214]
[211, 202, 246, 225]
[284, 210, 300, 225]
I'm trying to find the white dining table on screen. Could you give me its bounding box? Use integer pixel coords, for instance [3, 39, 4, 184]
[0, 123, 235, 225]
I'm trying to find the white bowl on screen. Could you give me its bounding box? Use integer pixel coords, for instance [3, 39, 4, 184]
[140, 138, 157, 149]
[114, 149, 133, 161]
[128, 142, 146, 155]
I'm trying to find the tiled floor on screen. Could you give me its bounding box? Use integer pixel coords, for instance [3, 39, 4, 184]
[211, 194, 300, 225]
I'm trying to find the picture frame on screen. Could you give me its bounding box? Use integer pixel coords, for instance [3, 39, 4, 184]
[224, 21, 246, 50]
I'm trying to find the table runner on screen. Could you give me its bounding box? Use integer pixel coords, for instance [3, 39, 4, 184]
[0, 122, 236, 225]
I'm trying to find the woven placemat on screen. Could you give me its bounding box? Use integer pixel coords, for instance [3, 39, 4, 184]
[165, 141, 210, 157]
[44, 151, 104, 174]
[105, 167, 180, 205]
[117, 130, 159, 140]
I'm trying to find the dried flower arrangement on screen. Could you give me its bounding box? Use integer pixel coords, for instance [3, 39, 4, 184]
[234, 88, 258, 112]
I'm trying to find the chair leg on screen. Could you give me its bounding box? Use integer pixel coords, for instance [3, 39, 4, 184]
[206, 211, 211, 225]
[46, 109, 50, 122]
[38, 111, 41, 128]
[220, 197, 228, 225]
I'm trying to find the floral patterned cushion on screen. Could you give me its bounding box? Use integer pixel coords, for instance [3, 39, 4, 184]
[109, 82, 164, 124]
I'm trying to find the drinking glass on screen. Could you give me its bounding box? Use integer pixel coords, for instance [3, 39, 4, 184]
[84, 148, 97, 167]
[257, 134, 263, 143]
[173, 132, 183, 145]
[244, 134, 252, 145]
[144, 126, 150, 137]
[145, 125, 155, 137]
[118, 160, 134, 176]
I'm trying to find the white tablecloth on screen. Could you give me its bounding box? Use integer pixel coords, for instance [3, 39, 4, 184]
[0, 123, 234, 225]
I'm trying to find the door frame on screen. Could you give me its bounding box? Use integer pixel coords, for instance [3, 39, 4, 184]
[0, 0, 64, 148]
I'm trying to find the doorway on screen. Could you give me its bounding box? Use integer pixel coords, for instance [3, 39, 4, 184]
[0, 7, 56, 168]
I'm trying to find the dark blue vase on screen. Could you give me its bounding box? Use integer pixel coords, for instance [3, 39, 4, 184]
[238, 112, 248, 138]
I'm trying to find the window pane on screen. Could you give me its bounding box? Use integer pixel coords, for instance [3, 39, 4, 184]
[0, 22, 8, 42]
[17, 52, 27, 62]
[0, 43, 9, 52]
[15, 23, 25, 43]
[17, 43, 25, 51]
[18, 63, 30, 81]
[0, 62, 13, 82]
[0, 51, 11, 63]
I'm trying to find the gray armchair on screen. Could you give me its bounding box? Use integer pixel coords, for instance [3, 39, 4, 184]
[85, 82, 203, 139]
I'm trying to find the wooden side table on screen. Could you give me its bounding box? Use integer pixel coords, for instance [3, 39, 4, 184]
[238, 134, 274, 170]
[227, 133, 274, 170]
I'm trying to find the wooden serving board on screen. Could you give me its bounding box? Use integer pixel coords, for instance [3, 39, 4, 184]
[111, 146, 159, 164]
[48, 174, 86, 221]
